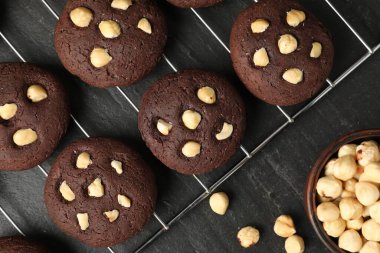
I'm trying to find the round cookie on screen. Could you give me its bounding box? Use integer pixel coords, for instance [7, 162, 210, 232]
[138, 70, 246, 174]
[230, 0, 334, 106]
[167, 0, 223, 8]
[44, 137, 157, 248]
[0, 236, 52, 253]
[0, 63, 70, 171]
[55, 0, 167, 88]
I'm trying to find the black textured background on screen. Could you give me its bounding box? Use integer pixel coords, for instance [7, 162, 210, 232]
[0, 0, 379, 252]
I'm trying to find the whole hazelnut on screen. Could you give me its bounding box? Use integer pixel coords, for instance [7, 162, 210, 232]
[338, 229, 362, 252]
[362, 219, 380, 241]
[361, 162, 380, 184]
[344, 178, 357, 192]
[346, 217, 364, 230]
[316, 176, 343, 200]
[355, 182, 380, 206]
[357, 141, 380, 167]
[324, 159, 336, 176]
[316, 202, 340, 222]
[339, 198, 363, 220]
[333, 155, 357, 181]
[338, 144, 358, 157]
[273, 215, 296, 238]
[237, 226, 260, 248]
[323, 217, 346, 237]
[285, 235, 305, 253]
[360, 241, 380, 253]
[370, 201, 380, 223]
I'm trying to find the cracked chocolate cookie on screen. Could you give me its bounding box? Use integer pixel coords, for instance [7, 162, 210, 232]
[44, 137, 157, 248]
[230, 0, 334, 106]
[138, 70, 246, 174]
[55, 0, 167, 88]
[0, 63, 70, 171]
[0, 236, 52, 253]
[167, 0, 223, 8]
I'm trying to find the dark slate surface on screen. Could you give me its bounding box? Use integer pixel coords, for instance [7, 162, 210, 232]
[0, 0, 379, 252]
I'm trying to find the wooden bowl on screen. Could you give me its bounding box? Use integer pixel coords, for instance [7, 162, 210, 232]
[304, 129, 380, 252]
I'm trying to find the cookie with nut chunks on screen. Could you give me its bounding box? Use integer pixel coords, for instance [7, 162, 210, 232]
[55, 0, 167, 88]
[167, 0, 223, 8]
[138, 70, 246, 174]
[0, 63, 70, 171]
[44, 137, 157, 248]
[230, 0, 334, 106]
[0, 236, 53, 253]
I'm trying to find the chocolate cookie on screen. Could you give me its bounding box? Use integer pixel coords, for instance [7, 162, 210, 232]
[138, 70, 246, 174]
[55, 0, 167, 88]
[0, 236, 52, 253]
[166, 0, 223, 8]
[230, 0, 334, 106]
[0, 63, 70, 171]
[44, 137, 157, 248]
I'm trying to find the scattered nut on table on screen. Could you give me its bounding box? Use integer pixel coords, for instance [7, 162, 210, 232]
[274, 215, 296, 238]
[0, 103, 17, 120]
[286, 9, 306, 27]
[137, 18, 152, 34]
[209, 192, 229, 215]
[76, 152, 92, 169]
[111, 0, 132, 10]
[278, 34, 298, 54]
[90, 48, 112, 68]
[251, 19, 269, 33]
[99, 20, 121, 39]
[27, 84, 48, 103]
[237, 226, 260, 248]
[88, 178, 105, 197]
[323, 217, 346, 237]
[338, 229, 363, 252]
[70, 7, 93, 28]
[59, 181, 76, 202]
[13, 128, 38, 146]
[253, 47, 269, 67]
[285, 235, 305, 253]
[77, 213, 89, 230]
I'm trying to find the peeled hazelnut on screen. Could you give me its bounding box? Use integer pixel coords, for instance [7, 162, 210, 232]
[324, 159, 336, 176]
[118, 194, 132, 208]
[361, 162, 380, 184]
[99, 20, 121, 39]
[0, 103, 17, 120]
[355, 182, 380, 206]
[278, 34, 298, 54]
[251, 19, 269, 33]
[339, 198, 363, 220]
[360, 241, 380, 253]
[209, 192, 229, 215]
[182, 110, 201, 130]
[338, 144, 358, 157]
[253, 47, 269, 67]
[357, 141, 380, 166]
[362, 219, 380, 241]
[76, 152, 92, 169]
[363, 205, 371, 218]
[317, 202, 340, 222]
[286, 9, 306, 27]
[111, 160, 123, 174]
[282, 68, 303, 84]
[88, 178, 104, 198]
[104, 209, 119, 222]
[333, 155, 357, 181]
[341, 190, 356, 198]
[157, 119, 173, 135]
[27, 85, 48, 103]
[370, 201, 380, 223]
[111, 0, 132, 10]
[216, 122, 233, 141]
[182, 141, 201, 158]
[77, 213, 89, 231]
[59, 181, 75, 202]
[70, 7, 93, 28]
[237, 226, 260, 248]
[310, 42, 322, 58]
[137, 18, 152, 34]
[344, 178, 357, 192]
[90, 48, 112, 68]
[285, 235, 305, 253]
[274, 215, 296, 238]
[316, 176, 343, 200]
[338, 229, 362, 252]
[13, 128, 38, 146]
[197, 86, 216, 104]
[323, 217, 346, 237]
[346, 217, 364, 230]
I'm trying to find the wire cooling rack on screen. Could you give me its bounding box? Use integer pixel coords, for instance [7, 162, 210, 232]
[0, 0, 379, 252]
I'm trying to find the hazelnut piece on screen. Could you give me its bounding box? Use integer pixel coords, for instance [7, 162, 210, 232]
[77, 213, 89, 231]
[88, 178, 104, 198]
[316, 176, 343, 200]
[182, 141, 201, 158]
[13, 128, 38, 146]
[99, 20, 121, 39]
[282, 68, 303, 84]
[90, 48, 112, 68]
[70, 7, 93, 28]
[316, 202, 340, 222]
[285, 235, 305, 253]
[209, 192, 229, 215]
[182, 110, 201, 130]
[362, 219, 380, 241]
[0, 103, 17, 120]
[27, 85, 48, 103]
[274, 215, 296, 238]
[340, 198, 363, 220]
[253, 47, 269, 67]
[310, 42, 322, 58]
[157, 119, 173, 135]
[104, 209, 119, 222]
[111, 160, 123, 174]
[338, 229, 362, 252]
[118, 194, 132, 208]
[59, 181, 75, 202]
[197, 86, 216, 104]
[323, 217, 346, 237]
[237, 226, 260, 248]
[251, 19, 269, 33]
[286, 9, 306, 27]
[111, 0, 132, 10]
[333, 155, 357, 181]
[355, 182, 380, 206]
[216, 122, 233, 141]
[76, 152, 92, 169]
[278, 34, 298, 54]
[137, 18, 152, 34]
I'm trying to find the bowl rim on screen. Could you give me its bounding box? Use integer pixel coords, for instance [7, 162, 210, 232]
[304, 129, 380, 253]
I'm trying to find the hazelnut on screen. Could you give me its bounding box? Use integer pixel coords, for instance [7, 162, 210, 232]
[341, 190, 356, 198]
[181, 141, 201, 158]
[333, 155, 357, 181]
[278, 34, 298, 54]
[285, 235, 305, 253]
[324, 159, 336, 176]
[346, 217, 364, 230]
[282, 68, 303, 84]
[360, 241, 380, 253]
[253, 47, 269, 67]
[362, 219, 380, 241]
[370, 201, 380, 223]
[13, 128, 38, 146]
[339, 198, 363, 220]
[27, 84, 48, 103]
[137, 18, 152, 34]
[99, 20, 121, 39]
[357, 141, 380, 167]
[77, 213, 89, 231]
[90, 48, 112, 68]
[111, 0, 132, 10]
[88, 178, 104, 198]
[317, 202, 340, 222]
[251, 19, 269, 33]
[355, 182, 380, 206]
[76, 152, 92, 169]
[111, 160, 123, 174]
[273, 215, 296, 238]
[344, 178, 357, 192]
[310, 42, 322, 58]
[209, 192, 229, 215]
[338, 144, 358, 158]
[216, 122, 233, 141]
[70, 7, 93, 28]
[361, 162, 380, 184]
[197, 86, 216, 104]
[338, 229, 363, 252]
[118, 194, 132, 208]
[363, 205, 371, 218]
[59, 181, 75, 202]
[316, 176, 343, 200]
[182, 110, 202, 130]
[157, 119, 173, 135]
[286, 9, 306, 27]
[237, 226, 260, 248]
[0, 103, 17, 120]
[104, 209, 119, 222]
[323, 217, 346, 237]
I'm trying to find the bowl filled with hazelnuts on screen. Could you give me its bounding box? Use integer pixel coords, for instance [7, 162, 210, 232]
[305, 129, 380, 253]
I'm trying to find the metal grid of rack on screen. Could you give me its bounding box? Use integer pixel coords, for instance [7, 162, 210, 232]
[0, 0, 379, 252]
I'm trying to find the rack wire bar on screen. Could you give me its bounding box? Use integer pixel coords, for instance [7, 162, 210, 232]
[0, 206, 25, 236]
